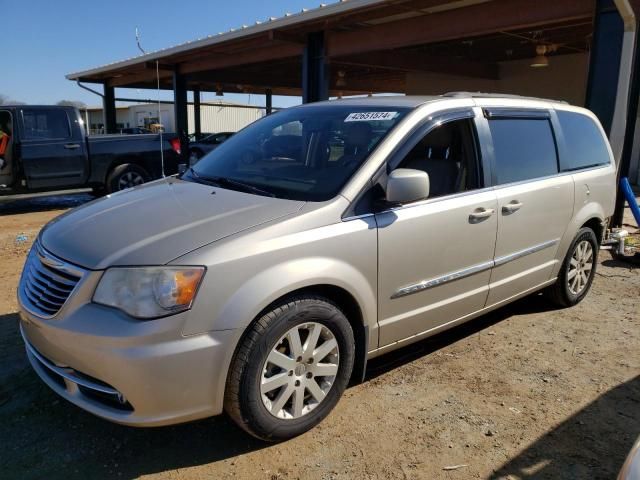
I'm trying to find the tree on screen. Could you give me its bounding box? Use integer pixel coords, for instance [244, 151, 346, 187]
[56, 100, 87, 109]
[0, 94, 25, 105]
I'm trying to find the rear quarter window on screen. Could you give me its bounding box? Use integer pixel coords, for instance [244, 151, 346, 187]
[488, 118, 558, 185]
[556, 110, 611, 171]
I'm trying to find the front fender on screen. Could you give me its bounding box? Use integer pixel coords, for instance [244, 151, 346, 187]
[214, 257, 376, 333]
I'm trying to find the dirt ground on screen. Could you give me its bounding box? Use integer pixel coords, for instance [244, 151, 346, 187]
[0, 193, 638, 480]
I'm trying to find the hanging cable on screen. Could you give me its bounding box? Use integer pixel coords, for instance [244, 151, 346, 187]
[156, 60, 165, 178]
[136, 27, 164, 177]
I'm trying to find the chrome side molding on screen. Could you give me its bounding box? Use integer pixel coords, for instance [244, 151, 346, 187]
[392, 238, 560, 299]
[391, 260, 494, 299]
[493, 238, 560, 267]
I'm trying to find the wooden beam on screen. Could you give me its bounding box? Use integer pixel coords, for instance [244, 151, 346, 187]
[187, 66, 404, 93]
[108, 69, 173, 87]
[188, 69, 301, 88]
[268, 30, 306, 44]
[145, 61, 174, 71]
[178, 43, 303, 75]
[333, 50, 499, 79]
[327, 0, 594, 57]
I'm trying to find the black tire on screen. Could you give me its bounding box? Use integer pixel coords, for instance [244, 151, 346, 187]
[224, 295, 355, 442]
[546, 227, 599, 308]
[91, 187, 107, 197]
[106, 163, 150, 193]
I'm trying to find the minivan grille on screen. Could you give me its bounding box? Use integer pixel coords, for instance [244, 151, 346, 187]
[20, 243, 84, 317]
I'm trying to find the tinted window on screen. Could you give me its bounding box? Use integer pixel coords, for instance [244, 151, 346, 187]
[557, 111, 611, 171]
[188, 106, 409, 201]
[22, 109, 71, 140]
[489, 118, 558, 184]
[397, 119, 481, 198]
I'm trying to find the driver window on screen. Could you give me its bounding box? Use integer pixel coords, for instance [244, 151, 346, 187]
[395, 118, 482, 198]
[262, 121, 303, 163]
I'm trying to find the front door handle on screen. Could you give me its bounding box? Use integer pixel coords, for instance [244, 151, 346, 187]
[469, 207, 495, 223]
[64, 143, 80, 150]
[502, 201, 523, 214]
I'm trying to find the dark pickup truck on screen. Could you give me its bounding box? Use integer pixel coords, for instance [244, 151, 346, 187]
[0, 105, 182, 195]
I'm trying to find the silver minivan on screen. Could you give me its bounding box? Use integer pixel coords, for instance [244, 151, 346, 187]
[18, 94, 616, 441]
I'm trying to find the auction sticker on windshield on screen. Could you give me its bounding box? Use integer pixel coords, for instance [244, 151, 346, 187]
[345, 112, 398, 122]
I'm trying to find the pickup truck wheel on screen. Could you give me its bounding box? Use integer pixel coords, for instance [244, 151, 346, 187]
[224, 295, 355, 442]
[91, 187, 107, 197]
[546, 227, 598, 308]
[106, 164, 149, 193]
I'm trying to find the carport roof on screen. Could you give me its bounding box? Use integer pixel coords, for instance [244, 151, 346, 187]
[66, 0, 599, 96]
[66, 0, 387, 81]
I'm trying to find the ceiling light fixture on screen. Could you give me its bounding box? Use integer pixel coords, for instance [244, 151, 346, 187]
[530, 44, 557, 68]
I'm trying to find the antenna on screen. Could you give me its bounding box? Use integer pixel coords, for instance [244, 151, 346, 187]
[135, 27, 146, 55]
[135, 26, 165, 177]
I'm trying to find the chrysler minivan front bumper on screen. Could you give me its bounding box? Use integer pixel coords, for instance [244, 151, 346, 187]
[19, 302, 237, 427]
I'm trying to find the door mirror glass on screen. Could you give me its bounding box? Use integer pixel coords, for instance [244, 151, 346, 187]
[386, 168, 430, 204]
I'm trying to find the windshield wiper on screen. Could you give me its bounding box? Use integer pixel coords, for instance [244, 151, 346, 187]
[209, 176, 276, 197]
[189, 169, 275, 197]
[186, 168, 276, 197]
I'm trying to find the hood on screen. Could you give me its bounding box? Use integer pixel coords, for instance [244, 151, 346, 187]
[41, 178, 304, 269]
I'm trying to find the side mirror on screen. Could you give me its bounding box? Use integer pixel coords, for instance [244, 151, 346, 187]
[178, 163, 188, 175]
[386, 168, 430, 204]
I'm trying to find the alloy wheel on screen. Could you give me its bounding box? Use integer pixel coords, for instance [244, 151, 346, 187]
[567, 240, 593, 295]
[117, 171, 145, 190]
[260, 322, 339, 419]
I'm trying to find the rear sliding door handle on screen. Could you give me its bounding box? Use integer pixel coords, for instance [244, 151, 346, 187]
[469, 207, 495, 223]
[502, 201, 523, 214]
[64, 143, 81, 150]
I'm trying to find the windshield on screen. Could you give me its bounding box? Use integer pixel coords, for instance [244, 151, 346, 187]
[185, 105, 410, 201]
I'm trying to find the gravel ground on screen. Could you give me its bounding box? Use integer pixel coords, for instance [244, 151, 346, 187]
[0, 192, 638, 480]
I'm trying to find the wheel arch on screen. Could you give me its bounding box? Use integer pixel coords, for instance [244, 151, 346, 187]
[222, 282, 371, 396]
[552, 202, 606, 278]
[580, 217, 605, 244]
[104, 155, 151, 182]
[265, 284, 368, 385]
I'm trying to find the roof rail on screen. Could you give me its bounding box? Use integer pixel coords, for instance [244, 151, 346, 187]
[442, 91, 569, 104]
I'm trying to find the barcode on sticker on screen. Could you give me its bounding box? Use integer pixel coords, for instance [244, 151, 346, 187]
[345, 111, 398, 122]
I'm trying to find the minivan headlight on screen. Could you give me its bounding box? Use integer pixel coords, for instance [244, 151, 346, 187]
[93, 267, 205, 318]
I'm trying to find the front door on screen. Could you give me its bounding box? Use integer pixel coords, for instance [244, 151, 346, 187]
[376, 114, 498, 347]
[19, 108, 88, 190]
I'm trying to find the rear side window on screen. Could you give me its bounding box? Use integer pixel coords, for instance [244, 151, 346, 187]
[21, 109, 71, 140]
[556, 111, 611, 171]
[488, 118, 558, 185]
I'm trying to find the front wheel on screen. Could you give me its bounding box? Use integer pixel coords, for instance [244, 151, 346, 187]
[224, 295, 355, 441]
[546, 227, 599, 307]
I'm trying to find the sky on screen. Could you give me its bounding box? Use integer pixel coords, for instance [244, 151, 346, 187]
[2, 0, 334, 109]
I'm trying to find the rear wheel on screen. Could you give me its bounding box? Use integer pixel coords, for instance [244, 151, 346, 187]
[224, 295, 355, 442]
[546, 227, 598, 307]
[106, 163, 149, 193]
